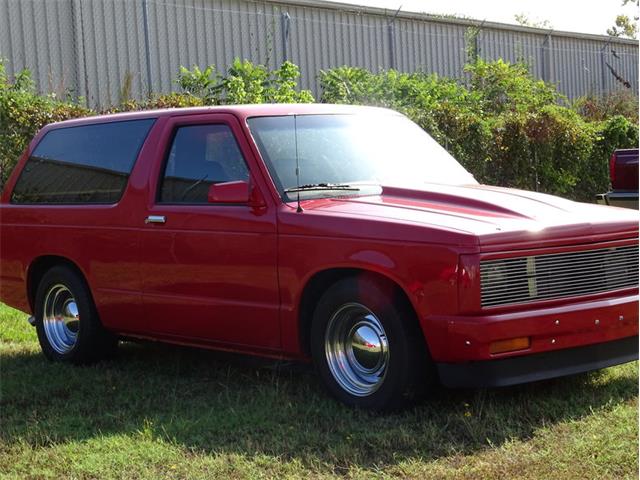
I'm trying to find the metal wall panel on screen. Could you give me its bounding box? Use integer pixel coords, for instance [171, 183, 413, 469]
[145, 0, 283, 94]
[393, 19, 467, 79]
[481, 29, 545, 78]
[0, 0, 77, 96]
[77, 0, 145, 106]
[286, 4, 390, 91]
[550, 36, 602, 97]
[0, 0, 637, 108]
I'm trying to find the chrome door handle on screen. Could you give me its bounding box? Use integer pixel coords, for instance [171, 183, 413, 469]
[145, 215, 166, 224]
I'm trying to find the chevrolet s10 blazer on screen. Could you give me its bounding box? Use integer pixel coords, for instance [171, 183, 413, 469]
[1, 104, 637, 409]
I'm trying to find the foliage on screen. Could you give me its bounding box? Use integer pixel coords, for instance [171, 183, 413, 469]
[608, 14, 638, 38]
[269, 61, 315, 104]
[319, 66, 480, 115]
[0, 62, 93, 187]
[514, 13, 553, 29]
[464, 26, 481, 65]
[176, 64, 221, 102]
[465, 59, 563, 114]
[607, 0, 639, 38]
[175, 59, 314, 105]
[1, 57, 637, 202]
[0, 58, 313, 189]
[119, 71, 134, 104]
[320, 60, 638, 201]
[573, 89, 639, 124]
[109, 92, 206, 113]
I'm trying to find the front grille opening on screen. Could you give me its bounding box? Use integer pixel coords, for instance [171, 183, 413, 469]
[480, 244, 639, 308]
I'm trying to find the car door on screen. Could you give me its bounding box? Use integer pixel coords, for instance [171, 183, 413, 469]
[138, 113, 280, 350]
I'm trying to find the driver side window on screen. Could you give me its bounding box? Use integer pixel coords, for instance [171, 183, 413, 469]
[159, 124, 249, 204]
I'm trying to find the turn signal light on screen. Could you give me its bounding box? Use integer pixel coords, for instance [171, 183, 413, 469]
[489, 337, 530, 355]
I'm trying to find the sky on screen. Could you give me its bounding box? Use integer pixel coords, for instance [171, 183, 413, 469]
[324, 0, 639, 36]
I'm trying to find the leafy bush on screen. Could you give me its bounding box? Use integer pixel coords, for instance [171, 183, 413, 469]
[110, 92, 206, 113]
[0, 59, 313, 188]
[175, 59, 314, 104]
[320, 67, 489, 173]
[114, 60, 314, 111]
[465, 59, 564, 114]
[320, 61, 638, 201]
[0, 61, 93, 187]
[488, 107, 594, 198]
[573, 90, 639, 124]
[1, 57, 637, 202]
[176, 65, 221, 102]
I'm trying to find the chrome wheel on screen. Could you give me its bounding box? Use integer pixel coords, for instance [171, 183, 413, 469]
[42, 284, 79, 354]
[324, 303, 389, 397]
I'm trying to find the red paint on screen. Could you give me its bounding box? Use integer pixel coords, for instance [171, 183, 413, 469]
[207, 180, 249, 204]
[1, 105, 638, 367]
[610, 149, 638, 191]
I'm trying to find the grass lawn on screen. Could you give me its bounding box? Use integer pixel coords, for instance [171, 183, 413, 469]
[0, 302, 637, 479]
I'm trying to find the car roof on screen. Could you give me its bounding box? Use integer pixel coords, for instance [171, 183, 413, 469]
[44, 103, 398, 129]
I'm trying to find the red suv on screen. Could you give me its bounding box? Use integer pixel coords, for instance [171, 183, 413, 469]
[1, 104, 638, 410]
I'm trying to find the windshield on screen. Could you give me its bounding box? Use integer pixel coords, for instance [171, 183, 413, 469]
[247, 112, 477, 201]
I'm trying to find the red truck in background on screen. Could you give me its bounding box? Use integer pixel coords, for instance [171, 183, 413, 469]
[596, 148, 639, 209]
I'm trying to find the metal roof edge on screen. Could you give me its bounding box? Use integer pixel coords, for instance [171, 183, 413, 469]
[263, 0, 640, 45]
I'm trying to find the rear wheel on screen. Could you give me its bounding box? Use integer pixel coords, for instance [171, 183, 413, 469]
[35, 265, 117, 363]
[311, 275, 433, 410]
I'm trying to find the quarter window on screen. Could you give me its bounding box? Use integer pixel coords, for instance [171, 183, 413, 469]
[159, 124, 249, 204]
[11, 119, 155, 204]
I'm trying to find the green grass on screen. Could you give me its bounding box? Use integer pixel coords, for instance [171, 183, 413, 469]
[0, 302, 637, 479]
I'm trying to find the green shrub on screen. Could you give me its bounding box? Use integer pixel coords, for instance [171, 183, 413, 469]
[0, 59, 313, 189]
[465, 59, 564, 114]
[473, 107, 588, 197]
[0, 62, 93, 187]
[320, 66, 490, 176]
[573, 90, 638, 124]
[319, 60, 638, 202]
[584, 115, 639, 198]
[175, 59, 314, 104]
[176, 64, 221, 102]
[107, 92, 207, 113]
[1, 57, 636, 202]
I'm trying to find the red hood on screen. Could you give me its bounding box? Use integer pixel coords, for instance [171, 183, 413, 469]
[292, 184, 639, 251]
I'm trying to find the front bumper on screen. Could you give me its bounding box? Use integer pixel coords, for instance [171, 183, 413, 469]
[437, 335, 638, 387]
[427, 292, 638, 386]
[433, 293, 638, 361]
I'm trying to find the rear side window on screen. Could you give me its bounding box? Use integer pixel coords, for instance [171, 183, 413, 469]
[11, 119, 155, 204]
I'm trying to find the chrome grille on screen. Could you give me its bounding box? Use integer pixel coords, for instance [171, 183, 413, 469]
[480, 244, 639, 308]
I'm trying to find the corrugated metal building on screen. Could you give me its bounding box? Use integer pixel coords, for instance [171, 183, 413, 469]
[0, 0, 637, 108]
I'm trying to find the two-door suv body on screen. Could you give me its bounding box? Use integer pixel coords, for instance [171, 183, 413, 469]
[1, 104, 638, 409]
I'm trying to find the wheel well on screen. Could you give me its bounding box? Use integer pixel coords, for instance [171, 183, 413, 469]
[27, 256, 87, 311]
[297, 268, 419, 356]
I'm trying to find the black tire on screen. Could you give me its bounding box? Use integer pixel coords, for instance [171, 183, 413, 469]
[310, 274, 434, 410]
[34, 265, 117, 364]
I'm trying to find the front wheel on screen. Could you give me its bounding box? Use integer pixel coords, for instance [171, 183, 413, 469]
[311, 275, 433, 410]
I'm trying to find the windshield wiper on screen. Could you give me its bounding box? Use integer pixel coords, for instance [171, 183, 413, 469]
[284, 183, 360, 194]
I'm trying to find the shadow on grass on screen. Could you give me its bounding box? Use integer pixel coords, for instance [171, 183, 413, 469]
[1, 341, 637, 470]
